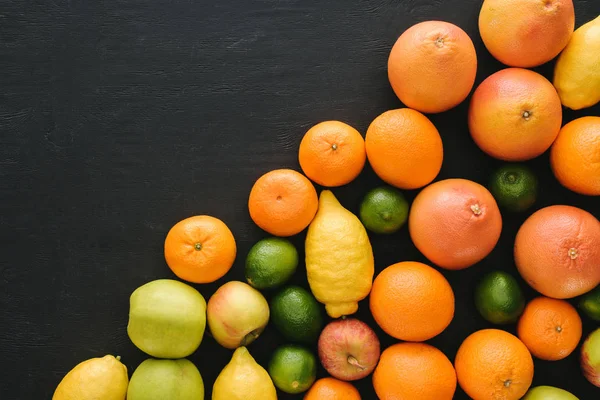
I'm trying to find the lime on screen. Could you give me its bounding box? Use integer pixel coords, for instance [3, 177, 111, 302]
[270, 286, 323, 343]
[579, 286, 600, 321]
[245, 237, 298, 289]
[359, 186, 409, 234]
[489, 164, 538, 212]
[268, 345, 317, 394]
[475, 271, 525, 324]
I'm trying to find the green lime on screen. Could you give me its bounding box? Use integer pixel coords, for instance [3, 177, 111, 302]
[475, 271, 525, 324]
[359, 186, 409, 234]
[579, 286, 600, 321]
[270, 286, 323, 343]
[268, 345, 317, 394]
[245, 237, 298, 289]
[489, 164, 538, 212]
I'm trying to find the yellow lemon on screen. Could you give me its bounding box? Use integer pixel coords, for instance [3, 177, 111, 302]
[53, 355, 128, 400]
[212, 347, 277, 400]
[554, 15, 600, 110]
[305, 190, 374, 318]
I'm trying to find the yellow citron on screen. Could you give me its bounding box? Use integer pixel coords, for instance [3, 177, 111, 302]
[53, 355, 128, 400]
[212, 346, 277, 400]
[305, 190, 374, 318]
[553, 15, 600, 110]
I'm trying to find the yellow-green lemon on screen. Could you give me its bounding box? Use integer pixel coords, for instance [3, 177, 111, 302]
[554, 15, 600, 110]
[212, 347, 277, 400]
[53, 355, 128, 400]
[305, 190, 374, 318]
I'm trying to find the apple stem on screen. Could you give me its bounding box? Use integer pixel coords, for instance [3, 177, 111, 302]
[347, 356, 366, 370]
[241, 329, 261, 346]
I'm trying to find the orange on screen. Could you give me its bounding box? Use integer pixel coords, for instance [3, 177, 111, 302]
[298, 121, 366, 187]
[455, 329, 534, 400]
[369, 261, 454, 341]
[408, 179, 502, 270]
[551, 116, 600, 196]
[164, 215, 236, 283]
[514, 205, 600, 299]
[304, 377, 360, 400]
[469, 68, 562, 161]
[365, 108, 443, 189]
[248, 169, 318, 237]
[388, 21, 477, 113]
[373, 342, 456, 400]
[517, 297, 582, 361]
[479, 0, 574, 67]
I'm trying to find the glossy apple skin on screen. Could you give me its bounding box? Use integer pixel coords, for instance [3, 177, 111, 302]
[582, 328, 600, 387]
[318, 318, 381, 381]
[523, 386, 579, 400]
[207, 281, 269, 349]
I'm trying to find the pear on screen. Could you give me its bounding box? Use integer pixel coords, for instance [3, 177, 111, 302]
[213, 347, 277, 400]
[53, 355, 128, 400]
[127, 358, 204, 400]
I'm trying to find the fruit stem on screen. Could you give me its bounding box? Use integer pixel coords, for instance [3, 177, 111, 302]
[116, 355, 121, 361]
[470, 204, 482, 216]
[194, 243, 202, 251]
[347, 356, 366, 370]
[241, 329, 261, 346]
[331, 143, 338, 151]
[506, 173, 517, 184]
[569, 248, 578, 260]
[504, 379, 512, 388]
[522, 110, 531, 120]
[435, 37, 444, 48]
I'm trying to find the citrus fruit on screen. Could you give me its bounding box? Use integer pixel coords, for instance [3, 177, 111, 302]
[359, 186, 409, 234]
[550, 116, 600, 196]
[270, 286, 323, 344]
[370, 261, 454, 341]
[388, 20, 477, 113]
[298, 121, 366, 187]
[365, 108, 443, 189]
[475, 271, 525, 324]
[248, 169, 318, 237]
[304, 377, 360, 400]
[373, 342, 456, 400]
[579, 286, 600, 321]
[479, 0, 575, 68]
[164, 215, 236, 283]
[469, 68, 562, 161]
[489, 164, 538, 212]
[455, 329, 534, 400]
[514, 205, 600, 299]
[517, 297, 582, 361]
[268, 345, 317, 394]
[245, 237, 298, 289]
[408, 178, 502, 269]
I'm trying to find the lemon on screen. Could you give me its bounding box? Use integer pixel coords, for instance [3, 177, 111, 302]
[305, 190, 374, 318]
[53, 355, 128, 400]
[553, 15, 600, 110]
[212, 346, 277, 400]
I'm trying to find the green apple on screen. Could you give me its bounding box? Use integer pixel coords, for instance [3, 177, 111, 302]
[207, 281, 269, 349]
[582, 328, 600, 387]
[128, 279, 206, 358]
[127, 358, 204, 400]
[523, 386, 578, 399]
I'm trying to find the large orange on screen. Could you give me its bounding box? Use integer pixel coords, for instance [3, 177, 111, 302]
[514, 205, 600, 299]
[373, 342, 456, 400]
[304, 377, 360, 400]
[469, 68, 562, 161]
[408, 179, 502, 270]
[365, 108, 443, 189]
[388, 21, 477, 113]
[551, 116, 600, 196]
[164, 215, 236, 283]
[369, 261, 454, 341]
[248, 169, 318, 237]
[298, 121, 366, 187]
[479, 0, 574, 67]
[517, 297, 582, 361]
[455, 329, 534, 400]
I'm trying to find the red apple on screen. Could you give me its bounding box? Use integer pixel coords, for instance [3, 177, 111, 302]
[318, 318, 380, 381]
[581, 327, 600, 387]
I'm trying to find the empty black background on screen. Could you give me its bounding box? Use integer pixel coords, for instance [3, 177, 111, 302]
[1, 0, 599, 398]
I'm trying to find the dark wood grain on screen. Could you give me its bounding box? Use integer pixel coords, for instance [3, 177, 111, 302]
[1, 0, 599, 398]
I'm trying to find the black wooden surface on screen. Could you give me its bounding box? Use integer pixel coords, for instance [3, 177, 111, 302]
[1, 0, 599, 398]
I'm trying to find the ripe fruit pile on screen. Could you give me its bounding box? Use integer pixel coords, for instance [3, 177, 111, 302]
[53, 1, 600, 400]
